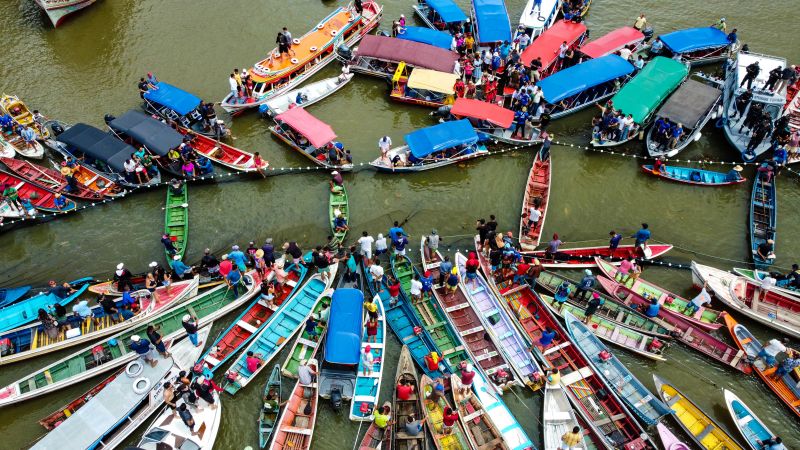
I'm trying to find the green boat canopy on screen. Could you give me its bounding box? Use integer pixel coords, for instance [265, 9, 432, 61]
[609, 57, 688, 125]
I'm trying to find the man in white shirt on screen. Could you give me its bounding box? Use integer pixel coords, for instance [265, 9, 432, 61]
[531, 86, 544, 109]
[620, 114, 635, 141]
[619, 47, 632, 61]
[358, 231, 375, 263]
[369, 262, 385, 293]
[123, 158, 137, 183]
[526, 206, 542, 235]
[228, 74, 238, 103]
[685, 282, 711, 315]
[378, 136, 392, 162]
[757, 337, 788, 367]
[410, 274, 423, 300]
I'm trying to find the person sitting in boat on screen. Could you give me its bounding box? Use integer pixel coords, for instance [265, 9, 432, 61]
[688, 170, 702, 182]
[774, 145, 788, 166]
[757, 437, 786, 450]
[196, 156, 214, 175]
[653, 157, 666, 173]
[53, 193, 68, 211]
[333, 211, 348, 233]
[169, 178, 184, 196]
[757, 238, 776, 262]
[171, 255, 194, 279]
[771, 350, 799, 381]
[295, 91, 308, 106]
[648, 38, 663, 57]
[424, 351, 444, 373]
[757, 337, 789, 367]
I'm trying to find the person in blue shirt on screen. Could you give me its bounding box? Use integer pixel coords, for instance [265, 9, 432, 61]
[491, 52, 501, 72]
[171, 255, 193, 279]
[726, 28, 738, 44]
[609, 231, 623, 250]
[774, 146, 788, 165]
[196, 156, 214, 175]
[726, 165, 744, 182]
[228, 245, 248, 271]
[333, 212, 348, 233]
[633, 223, 650, 247]
[420, 270, 434, 300]
[130, 334, 158, 367]
[575, 269, 596, 301]
[756, 437, 785, 450]
[644, 297, 660, 318]
[388, 221, 405, 244]
[649, 38, 663, 57]
[512, 107, 529, 139]
[394, 235, 409, 256]
[20, 126, 36, 146]
[438, 256, 453, 286]
[0, 114, 13, 133]
[53, 193, 68, 211]
[499, 41, 511, 62]
[554, 282, 571, 310]
[295, 91, 308, 105]
[19, 196, 35, 216]
[226, 265, 243, 297]
[539, 327, 556, 347]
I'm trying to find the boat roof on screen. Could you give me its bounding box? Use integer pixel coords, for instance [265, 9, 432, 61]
[660, 27, 729, 53]
[143, 82, 202, 116]
[580, 27, 645, 59]
[451, 98, 514, 128]
[324, 288, 364, 365]
[521, 20, 587, 67]
[275, 107, 336, 148]
[405, 119, 478, 158]
[56, 123, 139, 172]
[472, 0, 512, 44]
[108, 110, 183, 156]
[609, 56, 688, 124]
[426, 0, 468, 23]
[537, 55, 634, 103]
[355, 35, 458, 73]
[656, 79, 721, 128]
[407, 68, 458, 94]
[398, 26, 453, 50]
[32, 360, 171, 450]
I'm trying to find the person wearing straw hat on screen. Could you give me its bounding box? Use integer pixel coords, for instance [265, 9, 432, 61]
[726, 165, 745, 182]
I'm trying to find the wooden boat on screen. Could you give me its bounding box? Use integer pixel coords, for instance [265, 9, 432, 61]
[521, 20, 587, 78]
[390, 253, 469, 372]
[349, 295, 386, 420]
[656, 423, 692, 450]
[0, 284, 31, 308]
[519, 0, 561, 38]
[501, 284, 654, 449]
[641, 164, 745, 186]
[33, 326, 210, 449]
[363, 259, 446, 380]
[269, 358, 319, 450]
[518, 148, 551, 250]
[653, 375, 745, 450]
[448, 98, 543, 145]
[259, 365, 284, 448]
[542, 380, 586, 450]
[389, 65, 456, 109]
[450, 374, 508, 450]
[522, 243, 673, 268]
[270, 107, 353, 171]
[725, 315, 800, 419]
[0, 273, 259, 407]
[260, 73, 354, 117]
[0, 157, 103, 200]
[39, 368, 120, 430]
[281, 289, 330, 378]
[0, 278, 198, 366]
[413, 0, 467, 33]
[33, 0, 97, 27]
[89, 270, 221, 297]
[420, 374, 471, 450]
[595, 275, 748, 373]
[0, 170, 77, 214]
[199, 263, 305, 374]
[536, 271, 673, 338]
[358, 401, 393, 450]
[580, 27, 646, 59]
[645, 79, 723, 157]
[177, 127, 259, 173]
[453, 251, 542, 385]
[421, 247, 517, 393]
[539, 293, 668, 361]
[393, 346, 426, 450]
[0, 134, 15, 158]
[43, 132, 126, 198]
[348, 34, 458, 79]
[564, 311, 672, 426]
[750, 168, 776, 269]
[330, 181, 348, 245]
[222, 1, 383, 114]
[658, 27, 735, 66]
[733, 267, 800, 299]
[471, 0, 512, 51]
[3, 131, 45, 159]
[224, 269, 336, 395]
[370, 119, 488, 173]
[595, 257, 725, 332]
[590, 57, 689, 147]
[0, 94, 49, 139]
[107, 110, 186, 179]
[164, 183, 188, 263]
[142, 81, 226, 139]
[0, 277, 92, 333]
[723, 389, 778, 450]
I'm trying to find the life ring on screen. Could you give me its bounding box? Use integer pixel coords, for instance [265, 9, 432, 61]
[132, 377, 151, 394]
[292, 38, 300, 45]
[317, 24, 324, 29]
[125, 360, 144, 378]
[349, 15, 356, 22]
[331, 30, 338, 37]
[310, 46, 318, 52]
[291, 58, 299, 64]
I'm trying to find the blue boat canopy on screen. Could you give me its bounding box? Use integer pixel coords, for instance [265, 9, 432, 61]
[405, 119, 478, 158]
[143, 82, 202, 116]
[537, 55, 634, 104]
[426, 0, 467, 24]
[660, 27, 729, 53]
[472, 0, 512, 44]
[108, 110, 183, 156]
[324, 288, 364, 365]
[398, 27, 453, 50]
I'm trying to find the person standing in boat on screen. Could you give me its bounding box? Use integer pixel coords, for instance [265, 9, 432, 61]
[756, 337, 789, 367]
[740, 61, 760, 90]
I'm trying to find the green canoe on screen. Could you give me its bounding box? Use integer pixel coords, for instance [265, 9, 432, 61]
[164, 184, 188, 264]
[329, 183, 348, 244]
[280, 291, 330, 378]
[258, 364, 282, 448]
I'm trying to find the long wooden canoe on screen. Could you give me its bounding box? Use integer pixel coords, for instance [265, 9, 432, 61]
[543, 380, 587, 450]
[47, 156, 125, 198]
[0, 170, 77, 213]
[420, 374, 471, 450]
[177, 127, 259, 172]
[641, 164, 746, 186]
[451, 374, 509, 450]
[259, 365, 284, 448]
[393, 346, 426, 450]
[329, 182, 348, 244]
[164, 184, 188, 263]
[518, 148, 551, 250]
[522, 244, 674, 269]
[750, 168, 776, 269]
[0, 277, 93, 333]
[269, 358, 319, 450]
[0, 157, 102, 200]
[357, 401, 393, 450]
[350, 295, 386, 421]
[281, 290, 329, 378]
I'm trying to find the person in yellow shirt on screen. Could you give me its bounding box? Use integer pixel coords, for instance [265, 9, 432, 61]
[363, 296, 379, 320]
[560, 426, 584, 450]
[372, 403, 392, 429]
[633, 14, 646, 31]
[464, 34, 475, 52]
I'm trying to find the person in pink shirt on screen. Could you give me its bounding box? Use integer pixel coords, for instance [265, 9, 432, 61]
[245, 351, 263, 373]
[616, 256, 634, 284]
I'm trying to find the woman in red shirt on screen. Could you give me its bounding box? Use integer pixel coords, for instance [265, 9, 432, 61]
[396, 379, 413, 401]
[442, 406, 459, 434]
[365, 317, 378, 343]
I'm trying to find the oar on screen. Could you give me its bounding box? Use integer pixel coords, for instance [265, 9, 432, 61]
[162, 202, 189, 210]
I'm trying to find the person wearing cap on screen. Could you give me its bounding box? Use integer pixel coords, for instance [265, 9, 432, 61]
[199, 249, 220, 275]
[130, 334, 158, 367]
[423, 229, 440, 262]
[114, 263, 134, 292]
[361, 344, 375, 376]
[333, 211, 348, 234]
[428, 379, 445, 402]
[584, 292, 603, 324]
[459, 361, 476, 395]
[171, 255, 193, 279]
[445, 267, 460, 299]
[182, 314, 201, 347]
[575, 269, 596, 301]
[192, 375, 222, 409]
[228, 245, 247, 272]
[329, 170, 343, 192]
[713, 17, 727, 32]
[253, 249, 267, 278]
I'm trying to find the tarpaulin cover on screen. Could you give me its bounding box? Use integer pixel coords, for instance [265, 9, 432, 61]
[407, 68, 458, 94]
[397, 26, 453, 50]
[472, 0, 512, 44]
[56, 123, 138, 172]
[107, 110, 183, 156]
[655, 79, 721, 128]
[609, 56, 688, 124]
[521, 20, 587, 67]
[405, 119, 478, 158]
[324, 288, 364, 365]
[275, 107, 337, 148]
[355, 35, 458, 73]
[450, 98, 514, 128]
[580, 27, 645, 59]
[143, 82, 201, 116]
[660, 27, 730, 53]
[426, 0, 468, 24]
[537, 55, 634, 103]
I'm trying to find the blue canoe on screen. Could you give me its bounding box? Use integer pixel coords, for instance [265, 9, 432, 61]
[0, 285, 32, 308]
[361, 262, 445, 380]
[223, 272, 331, 395]
[660, 27, 730, 54]
[750, 169, 776, 269]
[724, 389, 775, 450]
[397, 26, 452, 50]
[641, 164, 746, 186]
[0, 277, 93, 333]
[564, 311, 673, 426]
[472, 0, 511, 45]
[143, 82, 202, 116]
[349, 288, 385, 420]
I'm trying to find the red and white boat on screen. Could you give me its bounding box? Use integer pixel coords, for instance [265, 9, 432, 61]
[177, 127, 262, 173]
[518, 149, 551, 251]
[522, 243, 673, 268]
[34, 0, 98, 27]
[1, 157, 102, 201]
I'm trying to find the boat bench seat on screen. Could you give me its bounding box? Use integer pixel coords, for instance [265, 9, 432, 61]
[544, 411, 573, 421]
[283, 425, 312, 435]
[695, 424, 716, 441]
[283, 310, 306, 324]
[782, 373, 800, 398]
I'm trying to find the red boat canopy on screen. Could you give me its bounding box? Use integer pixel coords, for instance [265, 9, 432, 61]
[355, 35, 459, 73]
[450, 98, 514, 128]
[521, 20, 587, 68]
[274, 107, 336, 148]
[580, 27, 645, 59]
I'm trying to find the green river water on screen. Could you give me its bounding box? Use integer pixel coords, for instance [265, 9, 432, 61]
[1, 0, 799, 448]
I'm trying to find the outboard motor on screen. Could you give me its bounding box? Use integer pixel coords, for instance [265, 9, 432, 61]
[429, 105, 452, 120]
[642, 26, 654, 43]
[336, 43, 352, 62]
[103, 114, 116, 125]
[330, 385, 343, 411]
[377, 29, 390, 37]
[50, 122, 64, 136]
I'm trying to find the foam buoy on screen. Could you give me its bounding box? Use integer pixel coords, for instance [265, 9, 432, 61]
[293, 38, 300, 45]
[125, 360, 144, 378]
[694, 132, 702, 142]
[291, 58, 299, 64]
[132, 377, 151, 394]
[310, 46, 318, 52]
[331, 30, 338, 36]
